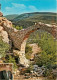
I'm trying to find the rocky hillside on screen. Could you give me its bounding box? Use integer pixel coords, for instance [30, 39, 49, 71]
[5, 14, 18, 20]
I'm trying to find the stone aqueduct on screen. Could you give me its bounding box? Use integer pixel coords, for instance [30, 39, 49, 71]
[0, 17, 57, 67]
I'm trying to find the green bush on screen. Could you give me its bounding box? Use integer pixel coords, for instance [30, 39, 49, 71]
[34, 51, 56, 68]
[25, 45, 33, 59]
[0, 37, 9, 58]
[13, 24, 23, 30]
[38, 33, 56, 54]
[5, 55, 17, 69]
[28, 32, 56, 69]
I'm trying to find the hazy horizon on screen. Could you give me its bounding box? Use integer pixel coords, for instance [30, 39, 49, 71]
[3, 11, 57, 16]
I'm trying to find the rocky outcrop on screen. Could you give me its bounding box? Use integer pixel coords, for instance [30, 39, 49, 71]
[0, 26, 9, 43]
[13, 50, 29, 67]
[0, 17, 12, 43]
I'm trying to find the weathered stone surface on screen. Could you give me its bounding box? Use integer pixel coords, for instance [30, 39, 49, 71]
[0, 17, 13, 44]
[0, 26, 3, 31]
[1, 30, 9, 43]
[0, 26, 9, 43]
[13, 50, 29, 67]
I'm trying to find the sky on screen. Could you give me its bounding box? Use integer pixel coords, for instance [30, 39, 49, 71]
[0, 0, 56, 15]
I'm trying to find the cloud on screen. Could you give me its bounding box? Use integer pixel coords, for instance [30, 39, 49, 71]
[5, 3, 26, 14]
[6, 3, 26, 10]
[29, 6, 38, 11]
[5, 3, 38, 15]
[12, 3, 26, 8]
[5, 7, 12, 11]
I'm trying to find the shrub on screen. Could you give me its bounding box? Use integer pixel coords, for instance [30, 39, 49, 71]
[0, 37, 9, 58]
[5, 55, 17, 70]
[13, 24, 23, 30]
[30, 32, 57, 69]
[25, 45, 33, 59]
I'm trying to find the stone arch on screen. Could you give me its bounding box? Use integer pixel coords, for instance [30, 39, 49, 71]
[20, 23, 57, 54]
[2, 20, 57, 51]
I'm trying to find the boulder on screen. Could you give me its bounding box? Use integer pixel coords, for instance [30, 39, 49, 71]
[1, 30, 9, 43]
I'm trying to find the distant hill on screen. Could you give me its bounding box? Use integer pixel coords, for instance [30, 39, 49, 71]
[5, 12, 57, 28]
[5, 14, 18, 20]
[12, 12, 56, 21]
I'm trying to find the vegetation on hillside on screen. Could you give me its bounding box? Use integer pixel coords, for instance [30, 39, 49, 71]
[0, 37, 17, 69]
[25, 31, 57, 78]
[11, 12, 57, 28]
[5, 12, 57, 28]
[27, 31, 56, 69]
[13, 24, 23, 30]
[5, 55, 17, 69]
[5, 14, 18, 20]
[0, 37, 10, 58]
[25, 45, 32, 59]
